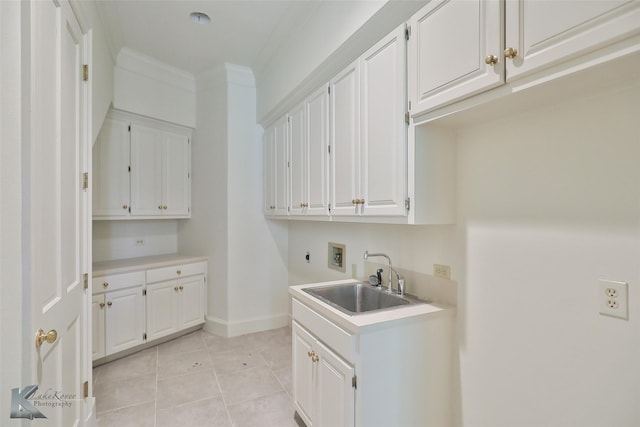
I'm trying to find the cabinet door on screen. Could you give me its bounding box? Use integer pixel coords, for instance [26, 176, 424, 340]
[306, 85, 330, 216]
[163, 131, 190, 216]
[289, 103, 307, 215]
[92, 117, 130, 217]
[360, 24, 407, 217]
[92, 294, 105, 360]
[105, 286, 145, 355]
[264, 123, 276, 214]
[178, 275, 204, 329]
[505, 0, 640, 81]
[330, 60, 361, 216]
[274, 115, 290, 216]
[407, 0, 503, 115]
[130, 124, 163, 216]
[146, 280, 179, 341]
[293, 322, 316, 427]
[316, 340, 355, 427]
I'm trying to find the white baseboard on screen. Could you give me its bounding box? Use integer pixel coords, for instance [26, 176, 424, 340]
[204, 313, 291, 337]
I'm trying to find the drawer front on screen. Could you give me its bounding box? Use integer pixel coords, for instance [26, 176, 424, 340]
[93, 271, 145, 294]
[146, 262, 206, 284]
[292, 299, 354, 362]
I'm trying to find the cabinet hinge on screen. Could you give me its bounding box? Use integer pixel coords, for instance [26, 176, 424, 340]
[128, 206, 131, 213]
[352, 376, 357, 389]
[82, 64, 89, 82]
[328, 203, 332, 213]
[128, 125, 131, 132]
[83, 381, 89, 398]
[408, 101, 411, 111]
[82, 172, 89, 190]
[405, 112, 410, 125]
[405, 25, 411, 41]
[143, 333, 147, 341]
[143, 289, 147, 296]
[405, 197, 411, 211]
[128, 165, 131, 173]
[83, 273, 89, 290]
[328, 86, 331, 95]
[328, 145, 331, 154]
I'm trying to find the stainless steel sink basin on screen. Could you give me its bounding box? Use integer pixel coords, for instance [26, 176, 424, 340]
[303, 282, 422, 315]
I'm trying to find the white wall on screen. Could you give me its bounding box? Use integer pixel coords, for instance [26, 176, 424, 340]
[178, 65, 289, 336]
[92, 220, 178, 262]
[113, 47, 196, 128]
[287, 80, 640, 426]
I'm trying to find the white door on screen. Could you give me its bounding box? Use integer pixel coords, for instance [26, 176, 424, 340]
[330, 60, 361, 216]
[505, 0, 640, 81]
[292, 322, 316, 427]
[360, 24, 407, 217]
[163, 131, 190, 216]
[178, 276, 205, 329]
[289, 103, 306, 215]
[130, 124, 163, 216]
[407, 0, 503, 115]
[29, 1, 87, 425]
[92, 117, 130, 217]
[315, 340, 355, 427]
[104, 287, 145, 355]
[306, 85, 330, 216]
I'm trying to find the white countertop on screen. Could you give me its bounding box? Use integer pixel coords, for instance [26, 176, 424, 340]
[289, 279, 451, 334]
[93, 254, 208, 277]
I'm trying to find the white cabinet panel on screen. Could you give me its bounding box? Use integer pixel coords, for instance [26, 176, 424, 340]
[293, 322, 316, 426]
[264, 116, 289, 216]
[407, 0, 503, 116]
[290, 102, 306, 215]
[92, 294, 106, 360]
[330, 60, 361, 217]
[146, 280, 179, 341]
[505, 0, 640, 80]
[92, 118, 130, 217]
[306, 86, 330, 216]
[360, 24, 407, 216]
[163, 131, 190, 216]
[130, 124, 163, 216]
[179, 276, 205, 329]
[105, 286, 145, 355]
[316, 339, 355, 427]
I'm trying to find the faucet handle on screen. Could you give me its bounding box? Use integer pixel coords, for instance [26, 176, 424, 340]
[397, 278, 405, 296]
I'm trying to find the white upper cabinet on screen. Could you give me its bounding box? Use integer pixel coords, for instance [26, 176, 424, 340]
[93, 109, 192, 220]
[504, 0, 640, 81]
[305, 86, 330, 216]
[93, 117, 131, 217]
[360, 23, 407, 217]
[407, 0, 503, 116]
[290, 102, 306, 215]
[330, 59, 361, 217]
[408, 0, 640, 118]
[264, 116, 289, 216]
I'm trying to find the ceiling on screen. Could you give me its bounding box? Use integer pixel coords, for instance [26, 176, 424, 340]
[96, 0, 322, 76]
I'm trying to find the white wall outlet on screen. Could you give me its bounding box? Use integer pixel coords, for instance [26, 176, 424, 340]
[434, 264, 451, 279]
[135, 239, 145, 246]
[598, 279, 628, 320]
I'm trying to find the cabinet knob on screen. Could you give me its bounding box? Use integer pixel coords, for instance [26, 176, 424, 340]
[308, 350, 315, 358]
[122, 204, 128, 209]
[107, 301, 113, 307]
[35, 329, 58, 349]
[504, 47, 518, 59]
[352, 199, 356, 205]
[179, 285, 184, 291]
[359, 199, 365, 205]
[174, 286, 179, 291]
[99, 303, 105, 308]
[312, 354, 320, 363]
[485, 55, 499, 66]
[103, 282, 109, 288]
[176, 269, 182, 275]
[163, 205, 167, 210]
[158, 205, 163, 210]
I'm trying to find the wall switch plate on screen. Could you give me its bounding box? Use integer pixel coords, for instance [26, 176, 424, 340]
[434, 264, 451, 279]
[598, 279, 628, 320]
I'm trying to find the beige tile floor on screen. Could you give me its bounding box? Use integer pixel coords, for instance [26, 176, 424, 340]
[94, 326, 298, 427]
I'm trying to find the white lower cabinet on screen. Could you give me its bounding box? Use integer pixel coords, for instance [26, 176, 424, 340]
[145, 263, 206, 341]
[92, 259, 206, 362]
[293, 322, 355, 427]
[291, 295, 452, 427]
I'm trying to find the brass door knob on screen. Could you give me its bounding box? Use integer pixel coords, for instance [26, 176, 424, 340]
[103, 282, 109, 288]
[485, 55, 499, 66]
[99, 303, 105, 308]
[35, 329, 58, 349]
[107, 301, 113, 306]
[504, 47, 518, 59]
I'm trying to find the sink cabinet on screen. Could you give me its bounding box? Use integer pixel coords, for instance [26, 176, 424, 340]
[290, 291, 453, 427]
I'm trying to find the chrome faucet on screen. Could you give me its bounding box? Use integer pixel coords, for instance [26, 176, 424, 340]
[363, 251, 395, 294]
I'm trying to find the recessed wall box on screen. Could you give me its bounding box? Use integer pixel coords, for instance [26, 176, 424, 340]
[328, 242, 346, 273]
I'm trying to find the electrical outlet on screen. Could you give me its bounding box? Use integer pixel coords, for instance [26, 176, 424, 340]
[434, 264, 451, 279]
[135, 239, 145, 246]
[598, 279, 628, 320]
